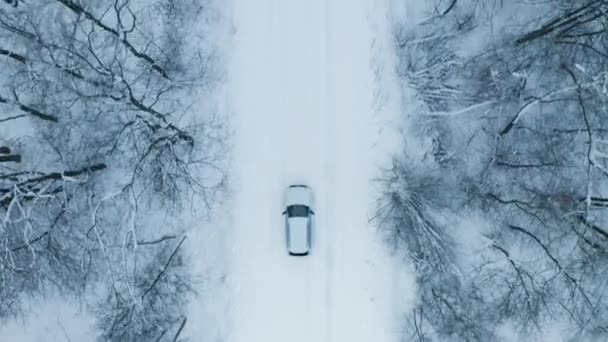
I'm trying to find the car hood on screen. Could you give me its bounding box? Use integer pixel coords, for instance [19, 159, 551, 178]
[285, 186, 313, 207]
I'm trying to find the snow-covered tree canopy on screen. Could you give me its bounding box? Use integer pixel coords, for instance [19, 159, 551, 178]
[0, 0, 225, 340]
[379, 0, 608, 340]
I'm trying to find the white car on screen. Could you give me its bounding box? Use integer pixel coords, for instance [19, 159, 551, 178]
[282, 185, 314, 256]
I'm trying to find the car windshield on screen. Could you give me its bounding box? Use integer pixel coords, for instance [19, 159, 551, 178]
[287, 205, 309, 217]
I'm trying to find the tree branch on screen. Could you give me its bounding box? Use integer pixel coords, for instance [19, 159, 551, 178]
[54, 0, 171, 80]
[0, 95, 58, 123]
[0, 47, 26, 63]
[136, 235, 177, 246]
[0, 154, 21, 163]
[515, 1, 606, 44]
[1, 164, 106, 206]
[562, 64, 595, 217]
[508, 224, 592, 308]
[18, 163, 107, 186]
[577, 214, 608, 240]
[141, 235, 187, 300]
[172, 316, 187, 342]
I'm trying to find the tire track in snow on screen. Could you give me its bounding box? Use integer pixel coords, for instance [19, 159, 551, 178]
[229, 0, 407, 341]
[323, 0, 336, 341]
[277, 0, 326, 340]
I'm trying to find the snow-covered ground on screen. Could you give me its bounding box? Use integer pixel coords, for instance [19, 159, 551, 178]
[0, 295, 95, 341]
[227, 0, 412, 341]
[0, 1, 415, 340]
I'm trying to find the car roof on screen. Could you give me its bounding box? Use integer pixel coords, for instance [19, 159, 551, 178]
[287, 217, 309, 254]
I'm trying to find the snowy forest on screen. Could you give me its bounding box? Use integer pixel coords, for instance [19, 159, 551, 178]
[2, 0, 608, 341]
[376, 0, 608, 340]
[0, 0, 225, 340]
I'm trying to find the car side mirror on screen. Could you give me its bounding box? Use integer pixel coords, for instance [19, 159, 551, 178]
[282, 210, 286, 215]
[310, 210, 315, 215]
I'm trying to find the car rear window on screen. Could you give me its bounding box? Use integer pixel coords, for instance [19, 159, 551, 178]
[287, 205, 309, 217]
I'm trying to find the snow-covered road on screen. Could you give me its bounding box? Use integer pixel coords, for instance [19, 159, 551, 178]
[229, 0, 406, 341]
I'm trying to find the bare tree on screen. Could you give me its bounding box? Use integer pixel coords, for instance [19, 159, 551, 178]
[0, 0, 225, 340]
[381, 0, 608, 340]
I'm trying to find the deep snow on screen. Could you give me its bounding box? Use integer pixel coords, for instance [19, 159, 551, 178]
[227, 0, 412, 341]
[0, 0, 415, 340]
